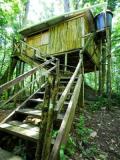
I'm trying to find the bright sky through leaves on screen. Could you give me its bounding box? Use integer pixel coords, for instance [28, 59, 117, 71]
[26, 0, 64, 26]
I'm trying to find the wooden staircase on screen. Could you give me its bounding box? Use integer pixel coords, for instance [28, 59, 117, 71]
[0, 77, 80, 159]
[0, 38, 91, 159]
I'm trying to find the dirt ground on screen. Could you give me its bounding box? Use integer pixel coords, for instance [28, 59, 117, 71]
[0, 110, 12, 122]
[84, 106, 120, 160]
[71, 104, 120, 160]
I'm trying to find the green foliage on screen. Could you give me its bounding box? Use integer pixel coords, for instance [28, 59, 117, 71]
[52, 130, 58, 139]
[76, 115, 93, 144]
[0, 0, 25, 77]
[60, 145, 66, 160]
[75, 115, 106, 159]
[60, 135, 76, 160]
[65, 136, 76, 156]
[0, 102, 16, 110]
[81, 144, 100, 159]
[88, 97, 108, 112]
[0, 91, 8, 101]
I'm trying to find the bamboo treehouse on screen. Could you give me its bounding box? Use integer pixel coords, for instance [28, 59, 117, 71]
[0, 6, 112, 160]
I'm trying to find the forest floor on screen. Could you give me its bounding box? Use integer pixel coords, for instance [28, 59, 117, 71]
[68, 98, 120, 160]
[84, 107, 120, 160]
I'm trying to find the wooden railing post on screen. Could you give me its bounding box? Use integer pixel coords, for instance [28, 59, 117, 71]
[35, 70, 58, 160]
[35, 82, 51, 160]
[78, 52, 84, 108]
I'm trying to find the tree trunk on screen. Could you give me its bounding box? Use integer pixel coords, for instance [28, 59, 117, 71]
[22, 0, 30, 26]
[106, 29, 111, 99]
[0, 57, 17, 85]
[64, 0, 70, 12]
[101, 45, 106, 94]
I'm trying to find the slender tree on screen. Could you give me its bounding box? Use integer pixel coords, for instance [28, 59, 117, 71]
[64, 0, 70, 12]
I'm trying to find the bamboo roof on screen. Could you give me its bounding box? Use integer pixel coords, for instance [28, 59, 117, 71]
[19, 9, 94, 37]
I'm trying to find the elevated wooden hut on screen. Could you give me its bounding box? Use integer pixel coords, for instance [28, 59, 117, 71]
[19, 9, 100, 72]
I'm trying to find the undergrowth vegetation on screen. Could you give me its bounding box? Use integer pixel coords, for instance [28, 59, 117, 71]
[60, 114, 107, 160]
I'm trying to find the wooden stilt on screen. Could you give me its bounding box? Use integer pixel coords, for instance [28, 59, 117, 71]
[78, 52, 84, 108]
[94, 65, 97, 95]
[79, 16, 85, 108]
[64, 54, 68, 72]
[99, 39, 102, 96]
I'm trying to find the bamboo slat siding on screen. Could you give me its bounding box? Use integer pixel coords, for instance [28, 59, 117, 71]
[25, 13, 99, 66]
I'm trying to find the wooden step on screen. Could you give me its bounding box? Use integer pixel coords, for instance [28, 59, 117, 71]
[26, 98, 44, 108]
[60, 81, 76, 85]
[28, 98, 43, 103]
[60, 77, 78, 81]
[57, 113, 64, 121]
[0, 121, 55, 145]
[0, 148, 23, 160]
[0, 121, 39, 142]
[16, 108, 42, 118]
[35, 92, 45, 98]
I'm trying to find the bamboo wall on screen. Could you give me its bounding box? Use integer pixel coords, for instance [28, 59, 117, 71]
[26, 14, 99, 66]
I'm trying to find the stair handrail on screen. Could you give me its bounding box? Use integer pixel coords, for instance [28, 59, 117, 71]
[0, 56, 60, 110]
[15, 40, 45, 60]
[0, 58, 56, 94]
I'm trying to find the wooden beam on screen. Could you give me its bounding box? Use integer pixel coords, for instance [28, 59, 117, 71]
[64, 54, 68, 72]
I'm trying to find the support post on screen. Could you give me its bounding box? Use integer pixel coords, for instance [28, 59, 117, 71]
[94, 65, 97, 95]
[99, 39, 102, 96]
[78, 51, 84, 108]
[101, 44, 106, 94]
[35, 82, 50, 160]
[79, 16, 85, 108]
[64, 54, 68, 72]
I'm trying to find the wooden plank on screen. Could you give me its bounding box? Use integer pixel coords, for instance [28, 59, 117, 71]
[0, 122, 39, 142]
[49, 74, 82, 160]
[16, 108, 42, 117]
[57, 113, 65, 121]
[8, 121, 39, 131]
[29, 98, 44, 103]
[0, 148, 23, 160]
